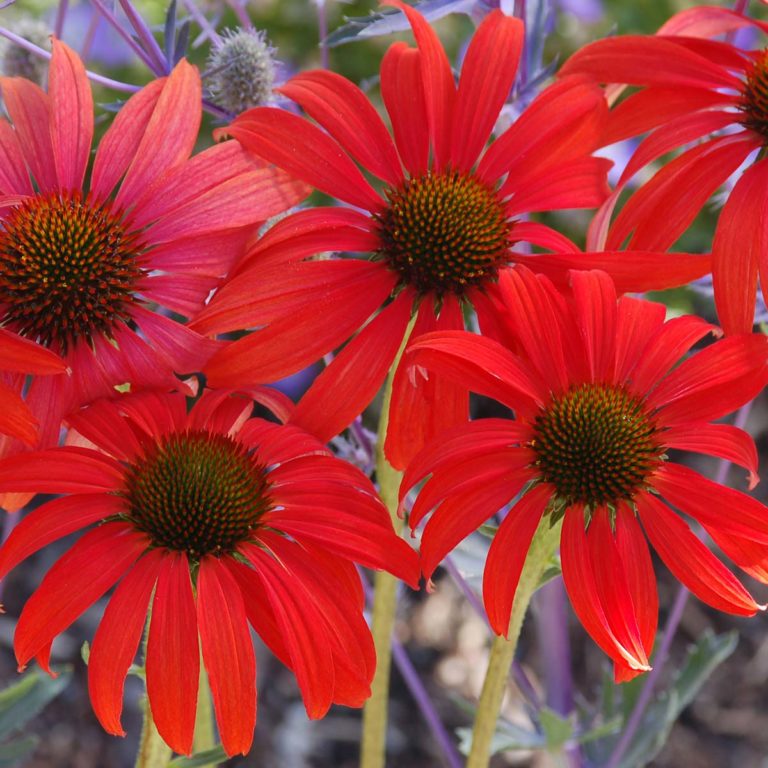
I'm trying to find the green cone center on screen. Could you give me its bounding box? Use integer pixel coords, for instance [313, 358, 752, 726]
[741, 50, 768, 142]
[124, 430, 272, 558]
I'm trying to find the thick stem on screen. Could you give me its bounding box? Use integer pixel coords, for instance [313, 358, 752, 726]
[360, 315, 417, 768]
[193, 659, 217, 764]
[135, 619, 171, 768]
[466, 515, 562, 768]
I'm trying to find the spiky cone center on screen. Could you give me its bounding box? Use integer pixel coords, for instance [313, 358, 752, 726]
[741, 49, 768, 142]
[0, 192, 143, 354]
[531, 383, 663, 510]
[375, 171, 512, 297]
[123, 430, 273, 559]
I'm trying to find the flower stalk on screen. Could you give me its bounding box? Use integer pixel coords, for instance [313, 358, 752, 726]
[466, 514, 562, 768]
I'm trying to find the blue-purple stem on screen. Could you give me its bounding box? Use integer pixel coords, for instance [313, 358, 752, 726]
[317, 0, 329, 69]
[225, 0, 253, 30]
[606, 399, 754, 768]
[513, 0, 528, 89]
[0, 510, 20, 603]
[361, 572, 463, 768]
[118, 0, 170, 73]
[54, 0, 69, 39]
[182, 0, 221, 47]
[535, 578, 573, 715]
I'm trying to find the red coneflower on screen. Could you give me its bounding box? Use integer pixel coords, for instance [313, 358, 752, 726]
[0, 40, 306, 496]
[560, 5, 768, 334]
[189, 1, 682, 468]
[0, 389, 419, 756]
[400, 266, 768, 680]
[0, 329, 65, 444]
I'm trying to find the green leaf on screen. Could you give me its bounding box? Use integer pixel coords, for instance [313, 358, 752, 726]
[168, 745, 228, 767]
[0, 668, 72, 741]
[539, 707, 573, 750]
[456, 719, 545, 756]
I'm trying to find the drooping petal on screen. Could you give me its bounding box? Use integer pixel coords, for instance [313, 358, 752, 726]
[0, 329, 67, 375]
[14, 523, 147, 669]
[712, 157, 768, 335]
[451, 10, 523, 171]
[482, 484, 552, 635]
[636, 492, 761, 616]
[0, 446, 125, 495]
[382, 0, 456, 170]
[197, 557, 256, 757]
[221, 107, 383, 212]
[0, 494, 127, 582]
[89, 549, 164, 736]
[146, 551, 199, 757]
[279, 70, 403, 186]
[385, 295, 468, 470]
[290, 289, 412, 442]
[49, 40, 93, 191]
[380, 43, 429, 176]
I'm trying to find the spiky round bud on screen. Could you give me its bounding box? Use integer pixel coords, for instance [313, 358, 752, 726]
[1, 19, 50, 85]
[206, 28, 276, 115]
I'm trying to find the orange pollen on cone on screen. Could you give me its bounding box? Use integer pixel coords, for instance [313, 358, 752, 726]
[740, 49, 768, 142]
[530, 383, 664, 509]
[374, 170, 511, 297]
[0, 191, 143, 354]
[123, 430, 273, 559]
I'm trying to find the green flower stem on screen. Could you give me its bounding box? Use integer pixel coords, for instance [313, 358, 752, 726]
[135, 618, 171, 768]
[193, 658, 217, 765]
[360, 314, 417, 768]
[466, 515, 563, 768]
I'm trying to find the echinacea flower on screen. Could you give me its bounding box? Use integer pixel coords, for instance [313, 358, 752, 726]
[400, 266, 768, 680]
[191, 1, 632, 468]
[0, 388, 419, 756]
[560, 5, 768, 334]
[0, 40, 306, 484]
[0, 329, 66, 444]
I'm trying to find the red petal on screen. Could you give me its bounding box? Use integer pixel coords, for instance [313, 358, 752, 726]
[385, 295, 468, 470]
[561, 505, 651, 674]
[146, 552, 199, 757]
[240, 544, 334, 718]
[115, 60, 201, 210]
[649, 333, 768, 424]
[0, 330, 66, 375]
[290, 289, 412, 442]
[0, 493, 126, 582]
[197, 557, 256, 756]
[659, 6, 761, 37]
[0, 118, 33, 194]
[14, 523, 146, 668]
[510, 221, 580, 253]
[637, 492, 761, 616]
[236, 420, 327, 466]
[613, 296, 667, 384]
[0, 382, 37, 445]
[451, 10, 523, 171]
[89, 549, 164, 735]
[0, 77, 56, 192]
[382, 0, 455, 170]
[49, 40, 93, 191]
[146, 227, 250, 276]
[405, 330, 546, 410]
[90, 78, 165, 201]
[560, 35, 741, 90]
[0, 446, 124, 494]
[223, 107, 382, 211]
[663, 423, 759, 489]
[279, 70, 403, 186]
[380, 43, 429, 176]
[713, 157, 768, 335]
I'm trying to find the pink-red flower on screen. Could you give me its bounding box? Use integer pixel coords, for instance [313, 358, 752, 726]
[400, 266, 768, 680]
[189, 1, 648, 468]
[0, 39, 306, 500]
[0, 389, 419, 756]
[561, 5, 768, 334]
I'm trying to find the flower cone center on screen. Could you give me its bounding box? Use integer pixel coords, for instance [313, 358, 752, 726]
[0, 192, 142, 353]
[124, 430, 272, 558]
[532, 384, 662, 509]
[741, 50, 768, 142]
[376, 171, 511, 296]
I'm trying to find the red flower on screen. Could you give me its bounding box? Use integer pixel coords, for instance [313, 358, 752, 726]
[190, 1, 649, 468]
[400, 266, 768, 680]
[560, 5, 768, 334]
[0, 389, 419, 756]
[0, 329, 65, 445]
[0, 40, 306, 503]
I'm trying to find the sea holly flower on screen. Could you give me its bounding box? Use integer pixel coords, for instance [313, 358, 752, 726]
[0, 388, 419, 756]
[560, 5, 768, 334]
[192, 1, 638, 470]
[399, 266, 768, 680]
[0, 39, 307, 487]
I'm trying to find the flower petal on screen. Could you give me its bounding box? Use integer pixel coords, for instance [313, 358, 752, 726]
[0, 118, 33, 195]
[146, 551, 199, 757]
[197, 557, 256, 757]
